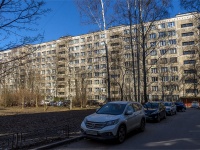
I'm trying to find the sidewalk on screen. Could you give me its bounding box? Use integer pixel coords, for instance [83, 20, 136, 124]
[30, 135, 84, 150]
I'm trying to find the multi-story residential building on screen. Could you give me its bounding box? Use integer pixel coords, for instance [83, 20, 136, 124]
[0, 12, 199, 105]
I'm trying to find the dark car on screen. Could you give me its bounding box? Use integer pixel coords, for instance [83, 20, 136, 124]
[144, 101, 166, 122]
[175, 102, 186, 112]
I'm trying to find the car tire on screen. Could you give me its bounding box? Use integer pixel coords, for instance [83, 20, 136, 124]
[117, 125, 126, 143]
[174, 111, 177, 115]
[182, 108, 185, 112]
[157, 115, 161, 122]
[163, 112, 167, 119]
[139, 118, 145, 132]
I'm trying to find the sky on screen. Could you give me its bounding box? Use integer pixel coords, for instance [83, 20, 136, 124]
[37, 0, 187, 43]
[1, 0, 188, 48]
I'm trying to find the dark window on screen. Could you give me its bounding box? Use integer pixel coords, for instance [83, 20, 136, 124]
[182, 41, 194, 46]
[181, 23, 193, 28]
[160, 58, 167, 64]
[183, 50, 195, 55]
[185, 79, 197, 83]
[184, 60, 196, 64]
[151, 59, 157, 65]
[184, 69, 196, 74]
[160, 49, 167, 55]
[170, 57, 177, 63]
[182, 32, 194, 37]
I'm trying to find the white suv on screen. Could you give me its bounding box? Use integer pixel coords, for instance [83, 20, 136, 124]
[81, 101, 146, 143]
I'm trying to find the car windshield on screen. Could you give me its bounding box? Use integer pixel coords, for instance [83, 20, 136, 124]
[96, 103, 126, 115]
[164, 102, 171, 106]
[144, 102, 159, 109]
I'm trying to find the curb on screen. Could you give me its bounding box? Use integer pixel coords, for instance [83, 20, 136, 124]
[30, 135, 84, 150]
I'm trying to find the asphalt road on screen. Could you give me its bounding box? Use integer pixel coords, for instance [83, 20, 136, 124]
[52, 108, 200, 150]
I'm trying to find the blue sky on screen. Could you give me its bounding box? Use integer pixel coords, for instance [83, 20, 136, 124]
[2, 0, 187, 48]
[38, 0, 186, 43]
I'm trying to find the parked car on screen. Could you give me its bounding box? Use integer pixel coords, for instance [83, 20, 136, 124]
[40, 100, 50, 106]
[163, 101, 177, 115]
[175, 102, 186, 112]
[191, 101, 199, 108]
[143, 101, 166, 122]
[81, 101, 146, 143]
[86, 100, 103, 107]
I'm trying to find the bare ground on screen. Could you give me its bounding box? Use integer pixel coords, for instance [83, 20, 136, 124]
[0, 106, 96, 134]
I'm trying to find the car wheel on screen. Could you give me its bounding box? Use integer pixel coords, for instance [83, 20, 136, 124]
[170, 111, 173, 116]
[157, 115, 161, 122]
[139, 118, 145, 132]
[174, 111, 177, 115]
[117, 125, 126, 143]
[182, 108, 185, 112]
[163, 112, 167, 119]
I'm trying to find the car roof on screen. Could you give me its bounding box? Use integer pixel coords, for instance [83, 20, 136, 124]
[108, 101, 136, 104]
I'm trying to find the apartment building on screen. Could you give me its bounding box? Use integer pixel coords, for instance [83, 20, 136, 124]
[0, 12, 199, 104]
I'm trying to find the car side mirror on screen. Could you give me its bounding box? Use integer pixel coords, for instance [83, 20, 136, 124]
[125, 110, 133, 115]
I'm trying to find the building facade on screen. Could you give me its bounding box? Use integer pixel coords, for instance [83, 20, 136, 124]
[0, 12, 199, 104]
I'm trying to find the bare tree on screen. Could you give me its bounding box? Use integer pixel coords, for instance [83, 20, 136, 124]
[0, 0, 49, 50]
[75, 0, 116, 102]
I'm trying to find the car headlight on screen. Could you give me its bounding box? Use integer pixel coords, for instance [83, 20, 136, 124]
[151, 110, 159, 115]
[83, 117, 87, 124]
[105, 119, 119, 126]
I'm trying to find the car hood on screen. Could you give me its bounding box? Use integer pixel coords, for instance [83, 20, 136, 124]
[144, 109, 158, 114]
[165, 106, 171, 109]
[85, 113, 120, 122]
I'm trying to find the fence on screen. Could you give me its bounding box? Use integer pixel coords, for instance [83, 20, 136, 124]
[0, 124, 80, 150]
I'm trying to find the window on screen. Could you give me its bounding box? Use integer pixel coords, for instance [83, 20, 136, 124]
[160, 58, 167, 64]
[183, 50, 195, 55]
[87, 36, 92, 42]
[186, 89, 198, 94]
[182, 32, 194, 37]
[100, 34, 105, 38]
[94, 42, 99, 48]
[159, 32, 166, 38]
[111, 43, 119, 46]
[151, 68, 157, 73]
[150, 50, 157, 56]
[168, 39, 176, 45]
[182, 41, 194, 46]
[152, 77, 158, 82]
[150, 42, 156, 47]
[159, 23, 165, 28]
[94, 35, 99, 40]
[167, 22, 175, 28]
[169, 48, 177, 54]
[95, 80, 99, 84]
[171, 66, 178, 72]
[159, 40, 166, 46]
[110, 35, 119, 39]
[80, 38, 85, 42]
[151, 59, 157, 65]
[184, 69, 196, 74]
[171, 76, 178, 81]
[184, 60, 196, 64]
[170, 57, 177, 63]
[124, 29, 130, 34]
[181, 23, 193, 28]
[149, 33, 156, 39]
[162, 76, 169, 82]
[185, 79, 197, 83]
[160, 49, 167, 55]
[81, 59, 85, 63]
[152, 86, 158, 91]
[161, 67, 168, 72]
[168, 30, 176, 36]
[81, 52, 85, 56]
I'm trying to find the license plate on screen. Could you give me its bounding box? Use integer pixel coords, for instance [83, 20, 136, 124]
[86, 130, 97, 135]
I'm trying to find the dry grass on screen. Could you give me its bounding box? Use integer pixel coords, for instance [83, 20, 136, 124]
[0, 106, 93, 116]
